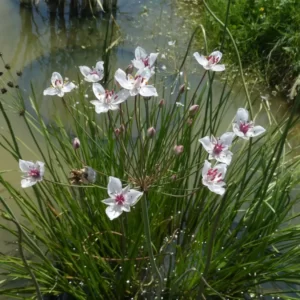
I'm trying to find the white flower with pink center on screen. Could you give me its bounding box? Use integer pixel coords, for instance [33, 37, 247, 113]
[43, 72, 76, 97]
[233, 108, 266, 140]
[193, 51, 225, 72]
[114, 68, 158, 97]
[202, 160, 227, 195]
[90, 83, 129, 114]
[79, 61, 104, 83]
[102, 176, 143, 220]
[199, 132, 235, 165]
[19, 159, 45, 188]
[132, 46, 158, 71]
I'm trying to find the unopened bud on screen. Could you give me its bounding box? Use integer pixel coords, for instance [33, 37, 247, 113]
[174, 145, 184, 155]
[72, 137, 80, 150]
[179, 84, 185, 94]
[189, 104, 199, 116]
[147, 127, 156, 138]
[114, 128, 121, 136]
[125, 64, 134, 75]
[171, 174, 177, 181]
[158, 99, 165, 108]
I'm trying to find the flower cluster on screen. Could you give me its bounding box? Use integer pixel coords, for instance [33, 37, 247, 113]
[200, 108, 265, 195]
[22, 47, 266, 221]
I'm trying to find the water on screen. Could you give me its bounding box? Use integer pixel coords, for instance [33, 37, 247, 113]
[0, 0, 298, 298]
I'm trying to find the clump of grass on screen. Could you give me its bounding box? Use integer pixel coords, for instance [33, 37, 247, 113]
[1, 21, 300, 300]
[179, 0, 300, 94]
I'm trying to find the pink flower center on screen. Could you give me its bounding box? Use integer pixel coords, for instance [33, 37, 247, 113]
[54, 79, 62, 86]
[213, 143, 224, 155]
[104, 90, 117, 103]
[207, 55, 219, 65]
[115, 194, 125, 205]
[29, 169, 40, 178]
[239, 122, 251, 135]
[142, 57, 150, 67]
[90, 69, 100, 76]
[134, 75, 145, 83]
[207, 168, 223, 182]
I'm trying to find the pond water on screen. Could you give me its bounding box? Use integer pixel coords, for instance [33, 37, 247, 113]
[0, 0, 299, 298]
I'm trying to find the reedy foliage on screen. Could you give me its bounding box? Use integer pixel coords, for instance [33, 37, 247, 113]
[1, 30, 300, 300]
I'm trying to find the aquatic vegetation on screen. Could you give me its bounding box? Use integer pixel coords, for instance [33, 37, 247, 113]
[1, 37, 300, 300]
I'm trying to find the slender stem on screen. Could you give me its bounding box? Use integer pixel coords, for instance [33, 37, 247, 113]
[141, 192, 163, 294]
[198, 193, 228, 298]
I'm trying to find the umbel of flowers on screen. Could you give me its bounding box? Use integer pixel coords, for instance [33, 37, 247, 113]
[22, 47, 266, 215]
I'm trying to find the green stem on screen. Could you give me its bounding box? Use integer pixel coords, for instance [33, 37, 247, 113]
[198, 193, 228, 298]
[141, 192, 163, 295]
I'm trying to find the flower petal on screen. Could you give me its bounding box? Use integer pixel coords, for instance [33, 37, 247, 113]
[115, 69, 132, 90]
[113, 89, 130, 104]
[43, 87, 58, 96]
[36, 161, 45, 177]
[248, 125, 266, 137]
[21, 178, 37, 188]
[102, 198, 116, 206]
[19, 160, 34, 172]
[95, 61, 104, 73]
[107, 176, 122, 198]
[216, 150, 232, 165]
[92, 83, 105, 99]
[91, 101, 109, 114]
[85, 74, 101, 83]
[202, 160, 211, 177]
[149, 53, 159, 67]
[62, 82, 76, 93]
[199, 136, 214, 153]
[235, 108, 249, 123]
[51, 72, 63, 87]
[215, 163, 228, 177]
[211, 64, 225, 72]
[132, 59, 145, 70]
[135, 46, 147, 60]
[126, 189, 143, 206]
[193, 52, 208, 67]
[207, 184, 225, 195]
[105, 205, 123, 220]
[139, 85, 158, 97]
[121, 204, 131, 212]
[219, 132, 235, 146]
[79, 66, 92, 77]
[209, 51, 223, 63]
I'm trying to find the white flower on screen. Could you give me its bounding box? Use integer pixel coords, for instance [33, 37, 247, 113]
[233, 108, 266, 140]
[168, 40, 176, 46]
[199, 132, 235, 165]
[102, 176, 143, 220]
[132, 47, 158, 71]
[114, 68, 158, 97]
[193, 51, 225, 72]
[202, 160, 227, 195]
[19, 159, 45, 188]
[43, 72, 76, 97]
[79, 61, 104, 83]
[90, 83, 129, 114]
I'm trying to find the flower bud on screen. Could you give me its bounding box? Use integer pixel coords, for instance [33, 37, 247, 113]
[125, 64, 134, 75]
[147, 127, 156, 138]
[174, 145, 184, 155]
[119, 124, 125, 132]
[179, 84, 185, 94]
[171, 174, 177, 181]
[189, 104, 199, 116]
[158, 99, 165, 108]
[114, 128, 121, 137]
[72, 137, 80, 150]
